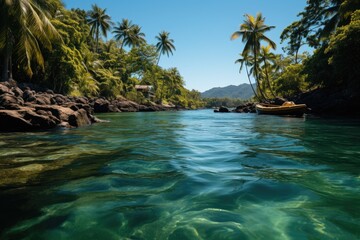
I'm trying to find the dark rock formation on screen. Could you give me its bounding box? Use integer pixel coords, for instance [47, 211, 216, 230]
[214, 106, 230, 113]
[294, 87, 360, 116]
[233, 103, 256, 113]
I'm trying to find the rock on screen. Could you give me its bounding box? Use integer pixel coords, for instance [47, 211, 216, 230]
[138, 105, 156, 112]
[218, 106, 230, 113]
[0, 93, 24, 108]
[11, 87, 24, 97]
[0, 84, 11, 95]
[233, 103, 256, 113]
[115, 100, 139, 112]
[68, 109, 91, 127]
[75, 97, 88, 105]
[93, 98, 110, 113]
[0, 108, 58, 131]
[0, 110, 33, 132]
[23, 90, 36, 102]
[34, 94, 52, 105]
[23, 109, 59, 129]
[34, 105, 74, 123]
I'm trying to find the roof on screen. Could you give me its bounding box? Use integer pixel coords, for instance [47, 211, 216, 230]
[135, 85, 153, 91]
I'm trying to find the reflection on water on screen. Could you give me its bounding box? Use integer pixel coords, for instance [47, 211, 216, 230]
[0, 110, 359, 239]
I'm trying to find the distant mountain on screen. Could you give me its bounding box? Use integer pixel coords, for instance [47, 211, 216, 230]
[201, 83, 255, 99]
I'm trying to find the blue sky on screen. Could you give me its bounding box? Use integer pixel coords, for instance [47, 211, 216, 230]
[63, 0, 308, 92]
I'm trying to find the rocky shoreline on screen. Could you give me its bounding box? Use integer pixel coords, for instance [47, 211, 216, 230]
[0, 81, 174, 132]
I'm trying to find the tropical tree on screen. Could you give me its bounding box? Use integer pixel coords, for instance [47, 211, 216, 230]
[259, 45, 277, 97]
[87, 4, 112, 53]
[124, 25, 146, 49]
[231, 13, 276, 101]
[112, 19, 134, 51]
[235, 54, 258, 99]
[281, 0, 360, 51]
[155, 31, 176, 65]
[0, 0, 61, 81]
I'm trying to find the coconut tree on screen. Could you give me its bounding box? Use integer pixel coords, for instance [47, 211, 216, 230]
[0, 0, 61, 81]
[123, 25, 146, 49]
[87, 4, 112, 53]
[155, 31, 176, 65]
[112, 18, 134, 51]
[259, 45, 277, 98]
[231, 13, 276, 101]
[235, 53, 258, 99]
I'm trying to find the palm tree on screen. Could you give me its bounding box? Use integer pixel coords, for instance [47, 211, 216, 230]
[112, 19, 134, 51]
[235, 53, 258, 99]
[231, 13, 276, 101]
[259, 45, 277, 98]
[87, 4, 112, 53]
[124, 25, 146, 49]
[0, 0, 60, 81]
[155, 31, 176, 65]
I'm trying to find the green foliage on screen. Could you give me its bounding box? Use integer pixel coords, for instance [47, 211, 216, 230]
[274, 64, 308, 97]
[0, 0, 61, 80]
[156, 31, 176, 65]
[325, 10, 360, 88]
[39, 9, 90, 94]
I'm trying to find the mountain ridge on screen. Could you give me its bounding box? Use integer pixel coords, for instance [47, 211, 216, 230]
[201, 83, 255, 99]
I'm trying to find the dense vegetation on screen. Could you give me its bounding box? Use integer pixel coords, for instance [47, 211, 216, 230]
[0, 1, 203, 109]
[232, 0, 360, 100]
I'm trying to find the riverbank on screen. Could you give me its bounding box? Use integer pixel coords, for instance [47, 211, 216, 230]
[0, 81, 175, 132]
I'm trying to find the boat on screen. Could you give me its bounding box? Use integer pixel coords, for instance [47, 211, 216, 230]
[255, 101, 307, 116]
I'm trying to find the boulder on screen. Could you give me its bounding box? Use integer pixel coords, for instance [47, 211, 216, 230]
[0, 84, 11, 95]
[23, 90, 36, 102]
[0, 110, 33, 132]
[0, 93, 24, 108]
[93, 98, 110, 113]
[68, 109, 91, 127]
[0, 108, 58, 131]
[34, 105, 75, 123]
[218, 106, 230, 113]
[11, 87, 24, 97]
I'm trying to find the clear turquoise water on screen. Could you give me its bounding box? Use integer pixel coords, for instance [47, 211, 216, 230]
[0, 110, 359, 239]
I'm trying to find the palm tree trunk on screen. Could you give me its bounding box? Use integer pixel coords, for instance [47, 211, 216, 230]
[1, 45, 10, 82]
[253, 51, 267, 101]
[264, 61, 276, 98]
[157, 54, 161, 65]
[96, 27, 99, 53]
[120, 41, 124, 52]
[245, 64, 259, 100]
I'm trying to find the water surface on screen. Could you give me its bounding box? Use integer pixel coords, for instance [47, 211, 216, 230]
[0, 110, 359, 239]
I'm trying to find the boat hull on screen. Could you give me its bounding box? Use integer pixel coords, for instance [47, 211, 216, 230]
[256, 103, 307, 116]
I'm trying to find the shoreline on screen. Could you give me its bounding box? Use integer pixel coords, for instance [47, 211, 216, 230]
[0, 81, 178, 132]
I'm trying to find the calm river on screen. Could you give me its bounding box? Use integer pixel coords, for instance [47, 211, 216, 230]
[0, 110, 359, 239]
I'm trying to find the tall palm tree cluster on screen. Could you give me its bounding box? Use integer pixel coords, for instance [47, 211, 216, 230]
[231, 13, 277, 101]
[86, 4, 175, 64]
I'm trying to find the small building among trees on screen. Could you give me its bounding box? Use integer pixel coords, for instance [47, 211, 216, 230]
[135, 85, 155, 99]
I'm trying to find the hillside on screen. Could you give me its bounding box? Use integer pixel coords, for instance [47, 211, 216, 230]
[201, 83, 255, 99]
